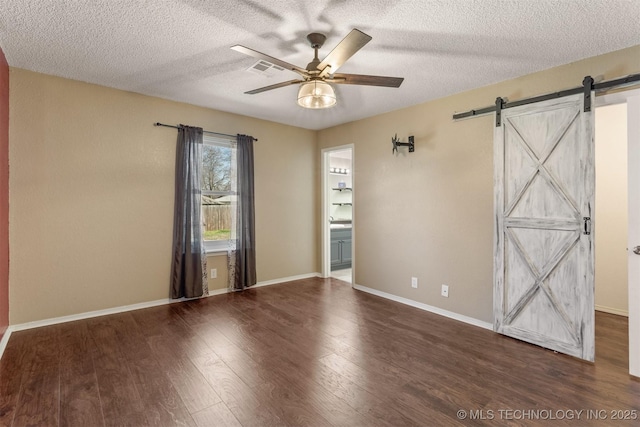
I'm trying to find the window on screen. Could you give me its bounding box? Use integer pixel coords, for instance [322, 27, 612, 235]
[201, 135, 236, 252]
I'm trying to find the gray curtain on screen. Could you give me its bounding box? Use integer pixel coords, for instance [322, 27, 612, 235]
[170, 125, 208, 299]
[228, 134, 256, 291]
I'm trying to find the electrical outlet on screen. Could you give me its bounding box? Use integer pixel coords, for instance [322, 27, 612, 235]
[441, 284, 449, 298]
[411, 277, 418, 288]
[210, 268, 217, 279]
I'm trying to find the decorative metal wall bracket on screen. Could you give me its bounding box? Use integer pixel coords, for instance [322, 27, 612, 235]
[392, 134, 414, 154]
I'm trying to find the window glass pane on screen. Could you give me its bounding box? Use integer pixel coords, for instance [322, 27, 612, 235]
[202, 195, 236, 241]
[202, 145, 231, 192]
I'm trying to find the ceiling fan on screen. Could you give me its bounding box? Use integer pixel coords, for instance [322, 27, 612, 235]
[231, 29, 404, 109]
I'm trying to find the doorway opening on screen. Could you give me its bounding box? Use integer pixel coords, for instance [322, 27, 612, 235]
[321, 145, 354, 284]
[594, 102, 628, 368]
[595, 88, 640, 376]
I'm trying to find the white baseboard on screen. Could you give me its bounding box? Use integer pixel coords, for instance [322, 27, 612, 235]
[10, 298, 178, 333]
[596, 304, 629, 317]
[0, 328, 11, 360]
[207, 287, 230, 296]
[254, 272, 320, 288]
[206, 272, 320, 295]
[353, 283, 493, 330]
[0, 272, 321, 360]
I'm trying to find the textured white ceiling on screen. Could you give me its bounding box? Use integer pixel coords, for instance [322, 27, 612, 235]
[0, 1, 639, 130]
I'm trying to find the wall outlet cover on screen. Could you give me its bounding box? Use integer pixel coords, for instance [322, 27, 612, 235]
[441, 284, 449, 298]
[411, 277, 418, 288]
[211, 269, 217, 279]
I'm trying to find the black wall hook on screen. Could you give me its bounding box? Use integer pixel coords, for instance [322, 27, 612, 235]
[392, 134, 414, 154]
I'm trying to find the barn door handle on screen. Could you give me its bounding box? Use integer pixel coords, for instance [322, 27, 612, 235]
[583, 217, 591, 235]
[633, 246, 640, 255]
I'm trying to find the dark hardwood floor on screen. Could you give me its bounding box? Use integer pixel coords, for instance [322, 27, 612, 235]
[0, 277, 638, 426]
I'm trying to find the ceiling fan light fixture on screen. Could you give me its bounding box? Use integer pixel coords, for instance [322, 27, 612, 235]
[297, 81, 336, 109]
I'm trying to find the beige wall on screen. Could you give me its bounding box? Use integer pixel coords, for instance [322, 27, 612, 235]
[9, 69, 318, 324]
[318, 45, 640, 323]
[595, 103, 628, 315]
[8, 45, 640, 325]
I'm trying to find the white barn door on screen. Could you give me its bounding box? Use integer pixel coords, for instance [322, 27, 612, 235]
[494, 93, 595, 361]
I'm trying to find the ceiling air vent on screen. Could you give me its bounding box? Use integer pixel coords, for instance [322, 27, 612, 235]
[247, 60, 285, 77]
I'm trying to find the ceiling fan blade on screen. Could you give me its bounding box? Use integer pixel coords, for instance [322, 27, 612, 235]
[244, 79, 304, 95]
[231, 45, 308, 77]
[317, 29, 372, 74]
[328, 73, 404, 88]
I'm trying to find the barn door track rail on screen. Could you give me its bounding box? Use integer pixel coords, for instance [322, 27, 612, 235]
[453, 73, 640, 125]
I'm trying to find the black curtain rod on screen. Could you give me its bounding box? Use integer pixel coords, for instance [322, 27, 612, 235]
[154, 122, 258, 141]
[452, 73, 640, 121]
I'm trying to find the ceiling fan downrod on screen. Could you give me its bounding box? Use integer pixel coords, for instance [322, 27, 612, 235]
[306, 33, 326, 72]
